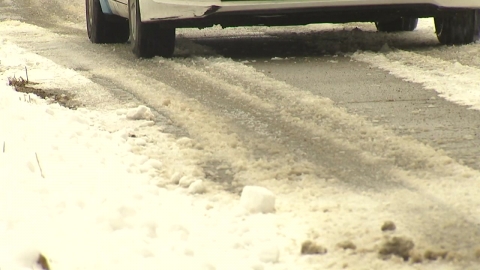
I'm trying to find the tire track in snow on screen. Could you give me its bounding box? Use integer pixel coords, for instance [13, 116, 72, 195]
[352, 49, 480, 110]
[3, 20, 480, 264]
[176, 56, 464, 177]
[114, 52, 480, 262]
[349, 45, 480, 170]
[168, 57, 395, 187]
[163, 56, 480, 257]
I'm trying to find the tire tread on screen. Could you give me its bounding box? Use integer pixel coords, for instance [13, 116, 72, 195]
[376, 18, 418, 32]
[86, 0, 129, 44]
[435, 10, 480, 45]
[129, 0, 175, 58]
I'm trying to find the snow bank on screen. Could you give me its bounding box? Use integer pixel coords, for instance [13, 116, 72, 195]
[0, 40, 287, 269]
[0, 80, 280, 270]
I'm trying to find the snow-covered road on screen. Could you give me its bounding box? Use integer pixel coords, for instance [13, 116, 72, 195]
[2, 0, 480, 269]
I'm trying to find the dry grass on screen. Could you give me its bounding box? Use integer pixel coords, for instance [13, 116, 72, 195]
[8, 75, 28, 88]
[37, 253, 51, 270]
[7, 72, 79, 109]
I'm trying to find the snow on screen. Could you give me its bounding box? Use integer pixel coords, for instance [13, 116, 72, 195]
[2, 5, 480, 269]
[0, 31, 343, 270]
[0, 31, 91, 91]
[179, 175, 197, 187]
[240, 186, 276, 214]
[0, 74, 276, 269]
[126, 105, 156, 120]
[188, 180, 207, 194]
[257, 244, 280, 264]
[0, 36, 273, 270]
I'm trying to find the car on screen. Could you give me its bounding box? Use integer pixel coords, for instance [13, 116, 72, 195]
[86, 0, 480, 58]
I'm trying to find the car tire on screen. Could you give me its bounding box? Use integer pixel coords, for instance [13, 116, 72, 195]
[86, 0, 129, 43]
[434, 10, 480, 45]
[375, 18, 418, 32]
[129, 0, 176, 58]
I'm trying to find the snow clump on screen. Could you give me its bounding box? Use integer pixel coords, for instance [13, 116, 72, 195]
[126, 105, 155, 120]
[188, 180, 206, 194]
[240, 186, 276, 214]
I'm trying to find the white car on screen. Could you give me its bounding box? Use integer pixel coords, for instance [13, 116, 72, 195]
[86, 0, 480, 58]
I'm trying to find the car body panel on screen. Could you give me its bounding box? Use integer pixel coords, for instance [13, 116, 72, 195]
[99, 0, 114, 14]
[113, 0, 129, 18]
[107, 0, 480, 24]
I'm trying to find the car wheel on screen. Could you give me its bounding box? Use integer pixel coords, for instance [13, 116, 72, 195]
[435, 10, 480, 45]
[129, 0, 176, 58]
[375, 18, 418, 32]
[86, 0, 129, 43]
